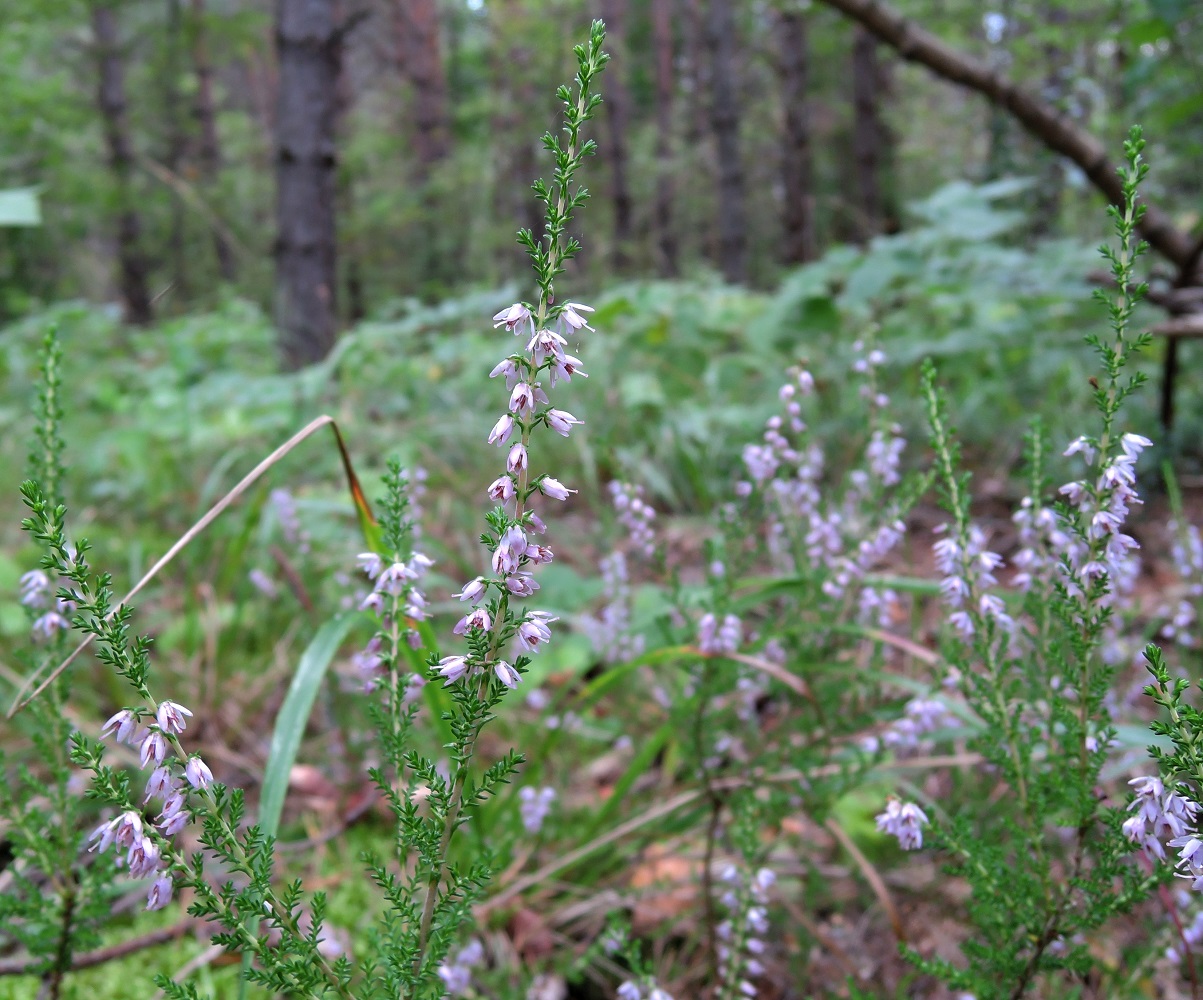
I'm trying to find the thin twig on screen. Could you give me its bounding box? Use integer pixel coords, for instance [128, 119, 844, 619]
[0, 921, 195, 976]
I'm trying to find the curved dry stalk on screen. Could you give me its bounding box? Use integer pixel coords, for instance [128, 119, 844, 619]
[726, 650, 814, 700]
[9, 415, 375, 718]
[483, 753, 981, 912]
[824, 815, 906, 943]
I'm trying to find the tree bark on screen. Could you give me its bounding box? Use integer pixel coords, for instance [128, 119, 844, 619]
[851, 26, 896, 239]
[190, 0, 237, 281]
[91, 4, 154, 325]
[651, 0, 679, 277]
[599, 0, 633, 272]
[705, 0, 747, 284]
[777, 8, 817, 265]
[392, 0, 450, 177]
[812, 0, 1197, 271]
[274, 0, 341, 368]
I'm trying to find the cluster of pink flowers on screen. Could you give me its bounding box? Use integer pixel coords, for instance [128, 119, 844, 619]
[698, 612, 742, 657]
[19, 568, 76, 641]
[91, 700, 215, 909]
[518, 785, 556, 834]
[875, 796, 929, 850]
[580, 551, 644, 664]
[609, 480, 657, 560]
[1059, 433, 1150, 595]
[1122, 775, 1198, 864]
[581, 480, 657, 664]
[861, 696, 956, 754]
[352, 543, 435, 690]
[1160, 518, 1203, 648]
[737, 356, 909, 616]
[716, 863, 774, 995]
[932, 524, 1013, 638]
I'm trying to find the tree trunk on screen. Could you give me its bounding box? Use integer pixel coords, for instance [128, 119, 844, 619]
[705, 0, 747, 284]
[190, 0, 237, 281]
[392, 0, 450, 178]
[651, 0, 679, 277]
[92, 5, 154, 325]
[851, 26, 897, 240]
[274, 0, 341, 368]
[777, 8, 817, 265]
[599, 0, 633, 272]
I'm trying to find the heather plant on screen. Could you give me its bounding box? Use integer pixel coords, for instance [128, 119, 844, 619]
[887, 128, 1162, 997]
[5, 22, 609, 999]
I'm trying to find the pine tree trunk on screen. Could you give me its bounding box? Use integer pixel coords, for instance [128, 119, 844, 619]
[274, 0, 341, 368]
[165, 0, 188, 300]
[777, 8, 817, 265]
[190, 0, 237, 281]
[599, 0, 633, 272]
[392, 0, 450, 178]
[92, 4, 154, 325]
[851, 25, 897, 240]
[705, 0, 747, 284]
[651, 0, 679, 277]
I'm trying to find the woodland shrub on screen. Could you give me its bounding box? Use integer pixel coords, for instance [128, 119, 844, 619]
[5, 22, 1203, 1000]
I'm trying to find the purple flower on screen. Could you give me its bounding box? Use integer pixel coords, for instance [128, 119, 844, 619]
[505, 574, 540, 597]
[139, 729, 170, 768]
[545, 408, 582, 437]
[356, 552, 384, 579]
[144, 765, 177, 802]
[32, 611, 69, 640]
[548, 353, 587, 387]
[509, 382, 538, 416]
[435, 655, 472, 686]
[538, 476, 575, 500]
[156, 701, 193, 735]
[490, 358, 521, 387]
[875, 797, 928, 850]
[493, 660, 521, 688]
[559, 302, 594, 332]
[518, 786, 556, 832]
[454, 607, 492, 635]
[185, 756, 214, 790]
[455, 578, 487, 603]
[516, 612, 557, 653]
[147, 873, 174, 911]
[101, 709, 140, 745]
[507, 443, 528, 474]
[488, 476, 516, 503]
[127, 837, 161, 879]
[488, 414, 515, 446]
[376, 562, 417, 596]
[18, 569, 51, 608]
[492, 302, 532, 333]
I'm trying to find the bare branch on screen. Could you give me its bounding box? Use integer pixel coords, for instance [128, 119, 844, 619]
[814, 0, 1197, 271]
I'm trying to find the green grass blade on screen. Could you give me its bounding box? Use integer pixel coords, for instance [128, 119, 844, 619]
[259, 612, 361, 837]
